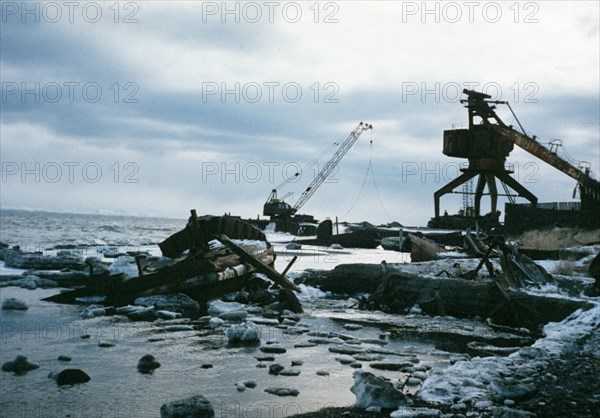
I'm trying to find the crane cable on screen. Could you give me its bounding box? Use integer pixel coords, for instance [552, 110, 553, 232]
[342, 151, 371, 218]
[505, 102, 527, 136]
[274, 136, 344, 193]
[343, 135, 396, 222]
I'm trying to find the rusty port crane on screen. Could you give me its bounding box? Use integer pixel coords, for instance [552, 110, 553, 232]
[430, 89, 599, 231]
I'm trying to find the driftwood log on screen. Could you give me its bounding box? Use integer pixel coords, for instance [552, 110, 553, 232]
[301, 263, 592, 331]
[407, 234, 445, 262]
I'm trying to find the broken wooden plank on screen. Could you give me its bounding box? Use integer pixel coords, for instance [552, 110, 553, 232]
[216, 234, 299, 292]
[281, 256, 298, 277]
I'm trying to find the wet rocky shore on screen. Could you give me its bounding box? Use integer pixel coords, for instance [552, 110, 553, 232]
[2, 240, 599, 417]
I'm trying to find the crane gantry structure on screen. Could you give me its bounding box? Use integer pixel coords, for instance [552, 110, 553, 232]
[433, 89, 599, 224]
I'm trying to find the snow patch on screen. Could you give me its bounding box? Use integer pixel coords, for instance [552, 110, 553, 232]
[390, 407, 441, 417]
[351, 370, 411, 409]
[108, 256, 139, 278]
[208, 300, 246, 316]
[225, 322, 261, 344]
[295, 284, 330, 300]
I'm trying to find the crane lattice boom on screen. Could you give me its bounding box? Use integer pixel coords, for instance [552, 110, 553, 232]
[292, 122, 372, 213]
[262, 122, 372, 219]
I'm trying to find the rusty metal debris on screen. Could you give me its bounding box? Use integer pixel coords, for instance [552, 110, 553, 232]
[44, 210, 296, 307]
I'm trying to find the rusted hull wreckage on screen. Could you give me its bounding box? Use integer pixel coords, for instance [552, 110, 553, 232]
[45, 211, 298, 307]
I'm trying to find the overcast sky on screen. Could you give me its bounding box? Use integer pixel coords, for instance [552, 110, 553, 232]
[1, 1, 598, 226]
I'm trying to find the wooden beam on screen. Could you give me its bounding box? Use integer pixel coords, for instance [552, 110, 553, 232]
[216, 234, 300, 291]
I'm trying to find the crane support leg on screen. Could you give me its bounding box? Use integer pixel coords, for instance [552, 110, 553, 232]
[485, 173, 498, 214]
[474, 174, 487, 217]
[496, 172, 538, 206]
[434, 172, 477, 218]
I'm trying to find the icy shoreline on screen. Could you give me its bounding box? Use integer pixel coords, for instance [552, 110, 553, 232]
[418, 304, 600, 412]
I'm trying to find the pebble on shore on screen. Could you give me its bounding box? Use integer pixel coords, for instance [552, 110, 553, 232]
[1, 355, 39, 374]
[55, 369, 91, 386]
[137, 354, 161, 374]
[2, 298, 28, 310]
[264, 387, 299, 397]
